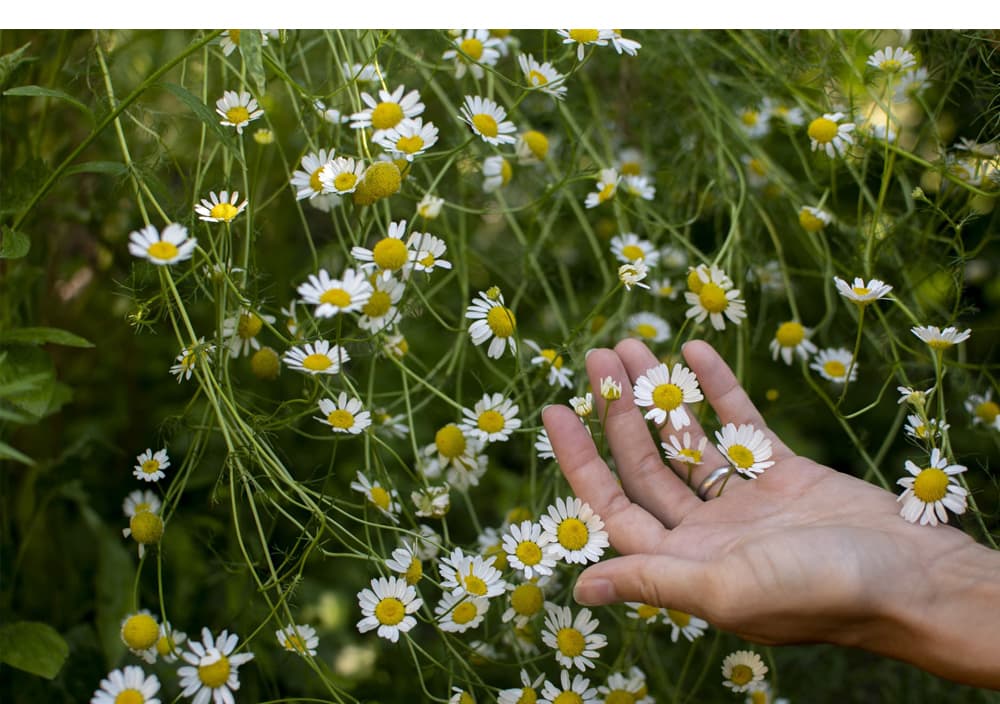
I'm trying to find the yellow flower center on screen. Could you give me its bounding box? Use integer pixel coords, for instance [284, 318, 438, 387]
[435, 424, 466, 459]
[913, 467, 950, 502]
[477, 410, 506, 434]
[225, 106, 250, 125]
[539, 349, 563, 368]
[209, 202, 239, 222]
[808, 117, 838, 144]
[747, 158, 766, 176]
[775, 321, 805, 347]
[250, 347, 279, 379]
[620, 244, 645, 261]
[147, 240, 179, 261]
[122, 614, 159, 650]
[327, 409, 355, 429]
[485, 541, 508, 570]
[156, 634, 176, 656]
[698, 283, 729, 313]
[370, 101, 404, 131]
[553, 693, 582, 704]
[129, 511, 164, 544]
[227, 29, 241, 45]
[975, 400, 999, 424]
[499, 158, 513, 185]
[309, 167, 324, 193]
[369, 486, 391, 510]
[569, 29, 599, 43]
[597, 182, 616, 203]
[451, 601, 479, 625]
[605, 690, 636, 704]
[141, 459, 160, 475]
[823, 360, 846, 378]
[319, 288, 351, 308]
[237, 312, 263, 339]
[373, 239, 410, 272]
[457, 693, 475, 704]
[510, 583, 543, 615]
[652, 383, 683, 411]
[358, 162, 401, 201]
[516, 687, 538, 704]
[460, 37, 484, 60]
[633, 323, 658, 339]
[799, 208, 825, 232]
[523, 130, 549, 159]
[679, 447, 702, 463]
[375, 597, 405, 625]
[729, 664, 754, 687]
[418, 253, 436, 268]
[556, 517, 589, 550]
[333, 172, 359, 192]
[472, 113, 499, 138]
[486, 305, 516, 337]
[686, 269, 704, 293]
[556, 627, 585, 657]
[727, 444, 755, 469]
[301, 353, 332, 371]
[750, 690, 768, 704]
[528, 69, 548, 86]
[926, 338, 954, 350]
[880, 58, 903, 72]
[741, 110, 759, 126]
[621, 160, 641, 176]
[461, 571, 488, 597]
[852, 286, 870, 297]
[515, 540, 543, 566]
[635, 603, 661, 620]
[396, 134, 424, 154]
[114, 689, 144, 704]
[404, 557, 423, 585]
[362, 291, 392, 318]
[283, 633, 307, 653]
[667, 609, 691, 627]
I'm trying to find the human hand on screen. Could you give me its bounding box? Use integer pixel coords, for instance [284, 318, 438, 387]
[542, 338, 1000, 687]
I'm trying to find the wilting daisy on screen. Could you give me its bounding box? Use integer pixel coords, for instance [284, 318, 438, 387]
[769, 321, 818, 365]
[122, 504, 164, 558]
[541, 604, 607, 671]
[177, 628, 253, 704]
[570, 392, 593, 417]
[898, 386, 933, 408]
[350, 470, 401, 521]
[518, 53, 567, 100]
[460, 392, 521, 443]
[466, 288, 517, 359]
[221, 308, 275, 358]
[128, 223, 197, 266]
[386, 543, 424, 585]
[609, 30, 642, 56]
[525, 340, 574, 388]
[664, 609, 708, 642]
[411, 484, 451, 518]
[123, 489, 161, 518]
[627, 311, 671, 343]
[539, 496, 608, 565]
[807, 112, 854, 158]
[283, 339, 349, 375]
[170, 337, 214, 382]
[610, 232, 659, 265]
[867, 46, 917, 73]
[120, 611, 160, 660]
[499, 670, 546, 704]
[600, 376, 622, 400]
[632, 362, 704, 429]
[715, 423, 775, 478]
[904, 414, 949, 442]
[375, 118, 438, 161]
[194, 190, 247, 223]
[356, 575, 422, 642]
[90, 665, 160, 704]
[502, 580, 547, 627]
[133, 448, 170, 482]
[557, 29, 612, 61]
[722, 650, 768, 693]
[276, 623, 319, 657]
[799, 205, 832, 232]
[350, 85, 424, 138]
[503, 520, 558, 579]
[623, 173, 656, 200]
[422, 423, 483, 481]
[618, 261, 650, 291]
[435, 592, 490, 633]
[290, 148, 335, 200]
[319, 157, 365, 195]
[442, 29, 503, 79]
[459, 95, 517, 146]
[965, 390, 1000, 429]
[297, 268, 373, 318]
[584, 168, 620, 208]
[439, 547, 507, 599]
[684, 266, 747, 330]
[811, 347, 857, 384]
[358, 276, 404, 332]
[482, 155, 512, 192]
[417, 194, 444, 219]
[662, 432, 708, 467]
[215, 90, 263, 134]
[897, 448, 968, 526]
[407, 230, 452, 274]
[317, 393, 371, 435]
[911, 325, 971, 350]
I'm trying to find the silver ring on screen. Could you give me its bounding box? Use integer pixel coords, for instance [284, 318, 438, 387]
[697, 466, 733, 500]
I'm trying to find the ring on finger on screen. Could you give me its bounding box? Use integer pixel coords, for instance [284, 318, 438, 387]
[697, 466, 734, 500]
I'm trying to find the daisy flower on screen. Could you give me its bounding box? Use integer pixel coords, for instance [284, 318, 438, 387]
[799, 205, 832, 232]
[518, 53, 568, 100]
[460, 392, 521, 443]
[120, 611, 160, 661]
[351, 220, 412, 278]
[128, 223, 196, 266]
[965, 390, 1000, 429]
[662, 432, 708, 466]
[517, 129, 550, 162]
[215, 90, 263, 134]
[648, 277, 678, 300]
[895, 67, 930, 101]
[811, 347, 857, 384]
[627, 312, 671, 343]
[375, 118, 438, 161]
[600, 376, 622, 400]
[632, 362, 704, 429]
[715, 422, 775, 478]
[609, 30, 642, 56]
[438, 547, 507, 599]
[911, 325, 971, 350]
[610, 232, 659, 265]
[664, 609, 708, 642]
[276, 623, 319, 657]
[356, 576, 422, 643]
[807, 111, 854, 158]
[482, 155, 512, 192]
[897, 448, 968, 526]
[557, 29, 613, 61]
[898, 386, 933, 408]
[358, 276, 404, 332]
[904, 414, 949, 442]
[350, 470, 400, 520]
[442, 29, 502, 79]
[541, 604, 607, 671]
[618, 261, 650, 291]
[584, 168, 620, 208]
[834, 276, 894, 305]
[319, 157, 365, 195]
[763, 97, 806, 126]
[868, 46, 917, 74]
[684, 266, 747, 330]
[737, 105, 771, 138]
[218, 29, 273, 57]
[422, 423, 484, 482]
[290, 149, 335, 200]
[502, 581, 547, 627]
[626, 602, 664, 623]
[123, 489, 160, 518]
[466, 288, 517, 359]
[221, 309, 275, 358]
[407, 230, 452, 274]
[297, 268, 373, 318]
[342, 61, 381, 85]
[539, 496, 609, 565]
[502, 520, 558, 579]
[435, 592, 490, 633]
[769, 321, 818, 365]
[170, 337, 214, 382]
[525, 340, 574, 388]
[540, 670, 599, 704]
[282, 339, 349, 375]
[623, 173, 656, 200]
[316, 393, 371, 435]
[122, 507, 164, 558]
[177, 628, 254, 704]
[90, 666, 160, 704]
[194, 190, 247, 223]
[133, 448, 170, 482]
[416, 194, 444, 219]
[744, 681, 790, 704]
[386, 543, 423, 585]
[598, 672, 646, 704]
[570, 392, 593, 417]
[313, 100, 348, 125]
[411, 484, 451, 518]
[722, 650, 768, 693]
[350, 85, 424, 138]
[459, 95, 517, 146]
[499, 670, 546, 704]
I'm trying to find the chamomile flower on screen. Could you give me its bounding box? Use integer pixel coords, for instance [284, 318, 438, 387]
[965, 390, 1000, 429]
[351, 220, 411, 278]
[503, 520, 558, 579]
[684, 266, 747, 330]
[810, 347, 857, 384]
[598, 672, 647, 704]
[525, 340, 574, 388]
[170, 338, 215, 382]
[911, 325, 972, 350]
[482, 155, 513, 192]
[535, 428, 555, 460]
[342, 61, 381, 85]
[439, 548, 507, 599]
[769, 321, 818, 365]
[407, 230, 452, 274]
[632, 362, 704, 429]
[350, 471, 400, 520]
[715, 422, 775, 478]
[627, 312, 671, 343]
[540, 670, 599, 704]
[297, 268, 373, 318]
[317, 393, 371, 435]
[618, 261, 650, 290]
[128, 223, 197, 266]
[154, 622, 186, 663]
[722, 650, 768, 693]
[417, 194, 444, 219]
[610, 232, 659, 265]
[276, 624, 319, 657]
[411, 484, 451, 518]
[662, 432, 708, 466]
[584, 168, 620, 208]
[221, 309, 276, 358]
[799, 205, 832, 232]
[133, 448, 170, 482]
[895, 67, 930, 101]
[215, 90, 263, 134]
[435, 592, 490, 633]
[541, 604, 607, 671]
[600, 376, 622, 400]
[517, 130, 550, 162]
[904, 414, 949, 442]
[290, 149, 335, 200]
[194, 190, 247, 223]
[350, 85, 424, 138]
[422, 423, 484, 483]
[744, 681, 790, 704]
[282, 339, 349, 375]
[867, 46, 917, 74]
[737, 105, 771, 138]
[443, 30, 503, 79]
[120, 611, 161, 660]
[90, 666, 161, 704]
[898, 386, 933, 408]
[664, 609, 708, 642]
[459, 95, 517, 146]
[466, 288, 518, 359]
[763, 97, 806, 126]
[833, 276, 893, 305]
[897, 448, 968, 526]
[122, 507, 164, 558]
[356, 576, 422, 642]
[460, 392, 521, 443]
[626, 602, 664, 623]
[648, 277, 678, 301]
[539, 496, 608, 565]
[358, 276, 404, 332]
[313, 100, 348, 125]
[623, 174, 656, 200]
[609, 30, 642, 56]
[807, 112, 855, 158]
[499, 670, 546, 704]
[123, 489, 161, 518]
[502, 580, 547, 627]
[386, 543, 424, 585]
[558, 29, 612, 61]
[218, 29, 272, 57]
[319, 157, 365, 195]
[375, 118, 438, 161]
[570, 392, 593, 417]
[518, 53, 568, 100]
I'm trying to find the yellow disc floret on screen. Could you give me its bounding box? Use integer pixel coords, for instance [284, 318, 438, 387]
[129, 511, 164, 545]
[510, 583, 543, 616]
[913, 467, 950, 502]
[698, 283, 729, 313]
[147, 241, 179, 261]
[477, 410, 506, 434]
[327, 409, 355, 430]
[435, 424, 467, 459]
[121, 613, 159, 650]
[808, 117, 838, 144]
[375, 597, 405, 625]
[320, 288, 351, 308]
[472, 113, 499, 138]
[486, 306, 516, 337]
[775, 321, 805, 347]
[652, 383, 683, 411]
[198, 654, 231, 688]
[556, 517, 589, 550]
[556, 627, 585, 657]
[727, 444, 755, 469]
[371, 102, 404, 131]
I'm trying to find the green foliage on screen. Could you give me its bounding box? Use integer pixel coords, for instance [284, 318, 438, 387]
[0, 622, 70, 679]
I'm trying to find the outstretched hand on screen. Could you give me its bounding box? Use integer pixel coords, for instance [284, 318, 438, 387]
[542, 339, 998, 687]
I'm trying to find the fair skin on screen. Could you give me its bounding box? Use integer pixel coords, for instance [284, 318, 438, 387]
[542, 338, 1000, 689]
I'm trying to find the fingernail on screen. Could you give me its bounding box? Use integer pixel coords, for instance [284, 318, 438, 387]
[541, 404, 554, 414]
[574, 578, 616, 605]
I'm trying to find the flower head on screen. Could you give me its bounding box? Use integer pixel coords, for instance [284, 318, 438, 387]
[407, 230, 452, 274]
[557, 29, 613, 61]
[350, 471, 400, 521]
[459, 95, 516, 145]
[807, 112, 855, 158]
[769, 321, 818, 365]
[466, 288, 517, 359]
[443, 30, 502, 79]
[356, 576, 422, 642]
[435, 592, 490, 633]
[283, 340, 349, 375]
[897, 448, 968, 525]
[460, 392, 521, 443]
[632, 362, 704, 429]
[600, 376, 622, 400]
[276, 623, 319, 657]
[320, 157, 366, 195]
[722, 650, 768, 693]
[611, 232, 659, 265]
[911, 325, 971, 350]
[541, 604, 607, 671]
[811, 347, 857, 384]
[618, 261, 650, 290]
[684, 265, 746, 330]
[799, 205, 832, 232]
[502, 520, 558, 579]
[965, 390, 1000, 429]
[194, 190, 247, 223]
[90, 665, 160, 704]
[290, 148, 335, 200]
[664, 609, 708, 642]
[128, 224, 197, 266]
[585, 168, 620, 208]
[439, 547, 507, 599]
[177, 628, 254, 704]
[539, 496, 608, 565]
[518, 53, 567, 100]
[221, 308, 275, 358]
[297, 268, 373, 318]
[350, 85, 424, 138]
[133, 448, 170, 482]
[867, 46, 917, 74]
[715, 423, 775, 477]
[525, 340, 574, 388]
[215, 90, 263, 134]
[316, 393, 371, 435]
[170, 338, 214, 382]
[375, 118, 438, 161]
[662, 432, 708, 466]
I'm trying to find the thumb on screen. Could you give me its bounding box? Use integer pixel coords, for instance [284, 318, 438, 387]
[573, 554, 718, 616]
